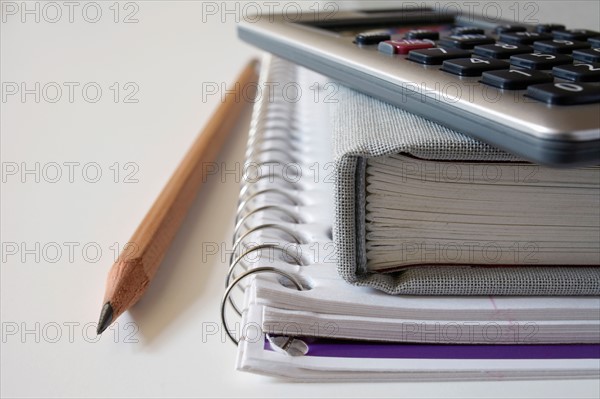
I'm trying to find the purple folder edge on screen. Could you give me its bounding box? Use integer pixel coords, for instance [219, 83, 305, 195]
[264, 338, 600, 359]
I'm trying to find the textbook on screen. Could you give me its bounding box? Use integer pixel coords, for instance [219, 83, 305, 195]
[330, 68, 600, 295]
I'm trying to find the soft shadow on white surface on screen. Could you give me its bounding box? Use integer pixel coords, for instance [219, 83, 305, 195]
[127, 106, 253, 346]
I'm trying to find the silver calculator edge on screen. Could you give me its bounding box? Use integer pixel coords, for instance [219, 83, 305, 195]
[238, 12, 600, 166]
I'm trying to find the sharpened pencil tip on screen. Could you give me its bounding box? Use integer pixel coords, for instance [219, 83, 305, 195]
[97, 302, 114, 335]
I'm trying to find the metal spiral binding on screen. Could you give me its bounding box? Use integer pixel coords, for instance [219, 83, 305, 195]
[236, 188, 300, 214]
[233, 205, 301, 237]
[230, 223, 301, 265]
[221, 267, 304, 345]
[226, 243, 304, 316]
[221, 57, 308, 346]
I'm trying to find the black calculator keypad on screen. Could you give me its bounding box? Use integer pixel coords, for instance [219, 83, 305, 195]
[452, 27, 484, 35]
[441, 57, 508, 76]
[510, 53, 572, 70]
[552, 63, 600, 82]
[353, 21, 600, 106]
[355, 32, 391, 45]
[527, 82, 600, 105]
[572, 48, 600, 63]
[481, 69, 553, 90]
[500, 32, 553, 45]
[438, 34, 495, 49]
[535, 24, 566, 33]
[495, 25, 527, 34]
[553, 30, 600, 41]
[406, 30, 440, 40]
[533, 39, 591, 54]
[473, 43, 532, 59]
[407, 47, 471, 64]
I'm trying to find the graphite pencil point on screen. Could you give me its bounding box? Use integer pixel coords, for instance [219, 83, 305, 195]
[97, 302, 114, 335]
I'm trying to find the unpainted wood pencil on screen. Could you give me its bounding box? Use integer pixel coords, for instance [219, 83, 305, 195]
[97, 59, 260, 334]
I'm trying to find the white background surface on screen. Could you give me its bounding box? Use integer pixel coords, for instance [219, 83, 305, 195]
[1, 1, 599, 398]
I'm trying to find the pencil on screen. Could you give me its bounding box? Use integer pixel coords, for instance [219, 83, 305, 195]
[96, 59, 260, 334]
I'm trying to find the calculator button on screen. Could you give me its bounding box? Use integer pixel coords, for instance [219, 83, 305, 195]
[406, 30, 439, 40]
[573, 48, 600, 63]
[473, 43, 532, 59]
[510, 53, 572, 70]
[533, 40, 591, 54]
[589, 37, 600, 48]
[495, 25, 527, 34]
[481, 69, 553, 90]
[500, 32, 553, 45]
[439, 34, 495, 49]
[553, 30, 600, 41]
[536, 24, 566, 33]
[378, 39, 434, 55]
[452, 27, 484, 35]
[552, 63, 600, 82]
[441, 57, 508, 76]
[355, 32, 391, 45]
[527, 82, 600, 105]
[407, 47, 471, 64]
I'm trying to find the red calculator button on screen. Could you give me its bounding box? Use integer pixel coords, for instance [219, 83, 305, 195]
[378, 39, 434, 55]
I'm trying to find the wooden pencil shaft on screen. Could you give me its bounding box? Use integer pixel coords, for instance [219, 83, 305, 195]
[101, 60, 260, 323]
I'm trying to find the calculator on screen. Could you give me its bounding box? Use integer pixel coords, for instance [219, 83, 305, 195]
[238, 8, 600, 166]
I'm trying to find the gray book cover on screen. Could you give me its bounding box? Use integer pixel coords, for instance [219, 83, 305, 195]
[330, 83, 600, 295]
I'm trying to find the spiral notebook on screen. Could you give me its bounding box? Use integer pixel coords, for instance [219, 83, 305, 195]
[221, 55, 600, 380]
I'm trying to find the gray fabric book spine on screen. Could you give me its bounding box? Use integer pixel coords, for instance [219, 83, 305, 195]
[331, 85, 600, 296]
